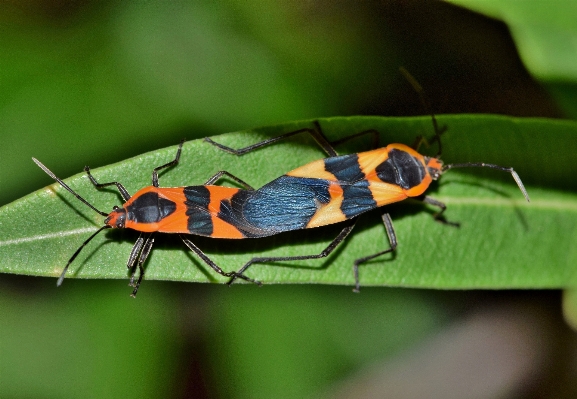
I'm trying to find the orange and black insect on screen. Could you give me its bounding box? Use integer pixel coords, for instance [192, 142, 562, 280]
[33, 144, 264, 297]
[34, 74, 529, 295]
[35, 119, 529, 295]
[204, 114, 530, 291]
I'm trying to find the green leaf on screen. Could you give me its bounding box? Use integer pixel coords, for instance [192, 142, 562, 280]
[1, 115, 575, 290]
[448, 1, 577, 81]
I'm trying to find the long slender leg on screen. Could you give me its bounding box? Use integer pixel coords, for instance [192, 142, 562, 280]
[206, 123, 338, 157]
[152, 139, 185, 187]
[419, 195, 460, 227]
[228, 220, 357, 285]
[179, 235, 262, 285]
[352, 211, 397, 293]
[204, 171, 255, 190]
[330, 129, 381, 149]
[130, 234, 155, 297]
[84, 166, 131, 201]
[126, 234, 144, 273]
[206, 121, 388, 161]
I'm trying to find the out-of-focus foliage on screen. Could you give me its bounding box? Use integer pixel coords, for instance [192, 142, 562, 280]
[449, 0, 577, 118]
[449, 0, 577, 81]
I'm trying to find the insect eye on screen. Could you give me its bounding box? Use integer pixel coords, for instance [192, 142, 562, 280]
[113, 205, 119, 210]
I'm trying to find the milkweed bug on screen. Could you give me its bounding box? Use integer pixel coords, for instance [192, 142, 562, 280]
[33, 144, 264, 297]
[204, 73, 530, 291]
[34, 72, 530, 295]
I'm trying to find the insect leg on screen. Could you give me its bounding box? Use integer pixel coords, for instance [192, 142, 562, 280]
[126, 233, 144, 277]
[228, 220, 357, 285]
[352, 211, 397, 293]
[330, 129, 381, 150]
[84, 166, 131, 201]
[207, 121, 388, 158]
[130, 234, 155, 297]
[206, 122, 339, 157]
[419, 195, 460, 227]
[179, 235, 262, 285]
[152, 139, 185, 187]
[204, 171, 255, 190]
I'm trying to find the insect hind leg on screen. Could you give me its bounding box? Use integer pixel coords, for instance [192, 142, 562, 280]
[204, 171, 255, 190]
[228, 220, 357, 285]
[352, 210, 397, 293]
[179, 235, 262, 285]
[206, 120, 387, 160]
[205, 122, 338, 157]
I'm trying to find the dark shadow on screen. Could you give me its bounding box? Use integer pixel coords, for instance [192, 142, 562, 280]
[53, 190, 106, 225]
[429, 178, 531, 231]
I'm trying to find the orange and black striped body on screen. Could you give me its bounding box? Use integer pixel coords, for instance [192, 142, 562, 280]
[104, 143, 443, 240]
[104, 185, 246, 239]
[35, 120, 529, 296]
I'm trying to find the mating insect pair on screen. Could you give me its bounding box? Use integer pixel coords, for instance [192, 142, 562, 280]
[33, 115, 530, 296]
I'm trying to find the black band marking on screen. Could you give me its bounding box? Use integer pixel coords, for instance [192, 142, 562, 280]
[183, 186, 213, 236]
[324, 154, 376, 218]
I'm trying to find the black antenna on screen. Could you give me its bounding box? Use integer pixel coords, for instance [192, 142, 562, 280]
[56, 225, 112, 286]
[397, 69, 529, 203]
[399, 67, 446, 156]
[32, 158, 108, 217]
[443, 162, 530, 202]
[33, 157, 114, 286]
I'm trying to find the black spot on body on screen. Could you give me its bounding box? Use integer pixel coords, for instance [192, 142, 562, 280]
[376, 149, 426, 189]
[324, 154, 364, 182]
[324, 153, 376, 219]
[126, 191, 176, 224]
[339, 181, 377, 219]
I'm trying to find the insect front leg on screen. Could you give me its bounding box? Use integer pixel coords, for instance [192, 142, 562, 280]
[84, 166, 131, 201]
[126, 233, 144, 272]
[129, 234, 155, 297]
[124, 233, 154, 297]
[152, 139, 185, 187]
[419, 195, 460, 227]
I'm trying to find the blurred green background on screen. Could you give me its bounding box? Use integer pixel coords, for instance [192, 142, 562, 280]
[1, 1, 577, 398]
